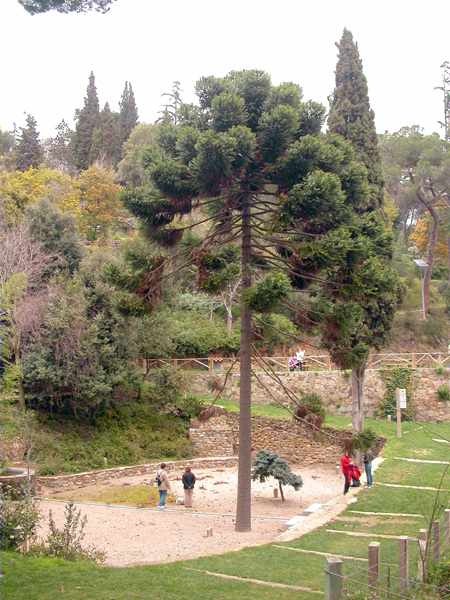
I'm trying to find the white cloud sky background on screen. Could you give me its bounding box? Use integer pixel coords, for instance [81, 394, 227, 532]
[1, 0, 449, 138]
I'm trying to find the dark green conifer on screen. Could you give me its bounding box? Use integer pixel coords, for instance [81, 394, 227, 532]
[73, 72, 100, 171]
[328, 28, 383, 207]
[16, 113, 43, 171]
[90, 102, 120, 166]
[119, 81, 139, 155]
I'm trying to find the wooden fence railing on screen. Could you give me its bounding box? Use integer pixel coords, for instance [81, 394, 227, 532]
[136, 352, 450, 374]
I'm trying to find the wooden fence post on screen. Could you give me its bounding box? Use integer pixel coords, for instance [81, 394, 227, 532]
[368, 542, 380, 598]
[444, 509, 450, 548]
[418, 528, 428, 582]
[432, 520, 440, 562]
[325, 557, 343, 600]
[399, 536, 409, 591]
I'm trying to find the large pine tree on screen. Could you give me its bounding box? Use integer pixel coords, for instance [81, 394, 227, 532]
[328, 28, 383, 208]
[16, 113, 43, 171]
[118, 81, 138, 154]
[73, 72, 100, 171]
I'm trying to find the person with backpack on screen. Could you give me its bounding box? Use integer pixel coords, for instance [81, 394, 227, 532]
[181, 466, 196, 508]
[155, 463, 170, 509]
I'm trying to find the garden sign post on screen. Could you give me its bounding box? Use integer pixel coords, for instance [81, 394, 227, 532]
[395, 388, 406, 438]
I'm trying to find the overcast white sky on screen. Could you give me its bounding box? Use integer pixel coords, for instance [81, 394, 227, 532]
[1, 0, 449, 138]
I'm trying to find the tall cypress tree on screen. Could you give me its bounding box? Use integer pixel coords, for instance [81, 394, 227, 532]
[119, 81, 138, 153]
[16, 113, 43, 171]
[328, 28, 383, 208]
[324, 29, 401, 433]
[90, 102, 120, 166]
[73, 71, 100, 171]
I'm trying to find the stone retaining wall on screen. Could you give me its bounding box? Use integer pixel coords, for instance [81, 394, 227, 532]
[37, 456, 237, 492]
[191, 368, 450, 421]
[190, 413, 358, 466]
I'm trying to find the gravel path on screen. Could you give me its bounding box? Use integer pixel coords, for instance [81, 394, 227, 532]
[38, 464, 342, 566]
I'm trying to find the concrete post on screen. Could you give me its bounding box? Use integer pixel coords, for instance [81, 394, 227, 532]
[273, 488, 278, 498]
[325, 558, 343, 600]
[399, 536, 409, 591]
[444, 509, 450, 548]
[368, 542, 380, 597]
[432, 520, 440, 562]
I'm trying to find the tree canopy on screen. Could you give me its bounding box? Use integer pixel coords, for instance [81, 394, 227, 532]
[19, 0, 116, 14]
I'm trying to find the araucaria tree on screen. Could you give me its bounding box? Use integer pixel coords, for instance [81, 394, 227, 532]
[326, 29, 401, 432]
[16, 114, 43, 171]
[123, 69, 373, 530]
[73, 72, 100, 171]
[252, 450, 303, 502]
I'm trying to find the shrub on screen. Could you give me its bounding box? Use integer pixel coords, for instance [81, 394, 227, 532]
[0, 491, 39, 550]
[294, 392, 325, 429]
[206, 375, 224, 393]
[435, 366, 445, 376]
[32, 502, 105, 563]
[437, 384, 450, 402]
[422, 314, 448, 345]
[428, 551, 450, 596]
[378, 367, 414, 420]
[350, 428, 377, 453]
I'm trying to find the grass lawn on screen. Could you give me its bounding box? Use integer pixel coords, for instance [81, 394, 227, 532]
[48, 484, 176, 506]
[2, 419, 449, 599]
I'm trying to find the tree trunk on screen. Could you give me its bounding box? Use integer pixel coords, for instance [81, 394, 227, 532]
[351, 364, 365, 433]
[278, 480, 285, 503]
[447, 236, 450, 283]
[423, 213, 438, 316]
[235, 196, 252, 532]
[226, 307, 233, 333]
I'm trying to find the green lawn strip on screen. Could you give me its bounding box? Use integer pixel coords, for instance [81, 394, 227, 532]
[216, 399, 290, 419]
[186, 544, 325, 590]
[48, 484, 177, 506]
[351, 485, 450, 518]
[375, 460, 450, 488]
[0, 552, 316, 600]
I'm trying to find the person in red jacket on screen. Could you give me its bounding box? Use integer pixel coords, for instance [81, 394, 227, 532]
[340, 451, 352, 495]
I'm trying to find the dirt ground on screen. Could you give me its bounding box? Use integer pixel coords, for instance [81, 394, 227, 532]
[38, 463, 343, 566]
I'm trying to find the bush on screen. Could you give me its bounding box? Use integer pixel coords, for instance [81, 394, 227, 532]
[0, 492, 39, 550]
[167, 310, 240, 356]
[428, 551, 450, 596]
[422, 314, 448, 345]
[435, 366, 445, 376]
[378, 368, 414, 420]
[294, 393, 326, 429]
[437, 384, 450, 402]
[32, 502, 105, 563]
[350, 428, 377, 453]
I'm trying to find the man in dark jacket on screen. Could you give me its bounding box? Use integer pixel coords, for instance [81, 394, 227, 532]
[182, 466, 196, 508]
